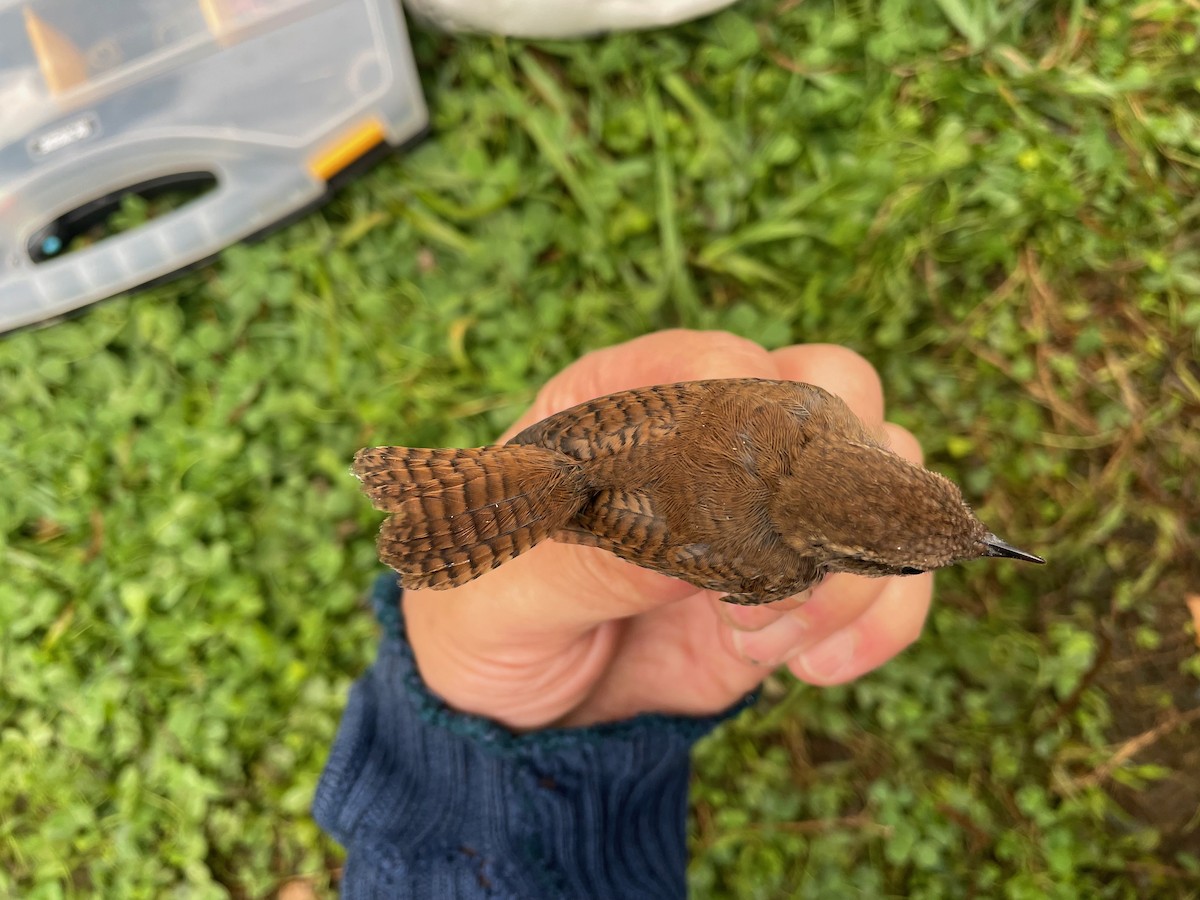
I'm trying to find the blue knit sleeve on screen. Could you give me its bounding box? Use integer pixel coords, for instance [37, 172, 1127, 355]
[313, 573, 755, 899]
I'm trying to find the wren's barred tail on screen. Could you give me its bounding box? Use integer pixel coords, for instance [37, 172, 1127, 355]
[351, 445, 588, 590]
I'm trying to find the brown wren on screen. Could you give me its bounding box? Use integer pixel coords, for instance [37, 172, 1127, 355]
[352, 378, 1044, 605]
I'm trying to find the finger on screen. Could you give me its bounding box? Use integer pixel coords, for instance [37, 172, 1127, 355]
[572, 545, 933, 723]
[880, 421, 924, 466]
[502, 329, 780, 440]
[726, 573, 881, 665]
[723, 423, 927, 667]
[787, 570, 933, 685]
[712, 591, 809, 632]
[771, 344, 886, 427]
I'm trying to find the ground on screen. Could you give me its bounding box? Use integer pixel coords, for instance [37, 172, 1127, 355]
[1, 0, 1197, 897]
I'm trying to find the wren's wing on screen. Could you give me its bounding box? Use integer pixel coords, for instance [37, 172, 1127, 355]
[558, 488, 811, 600]
[556, 488, 672, 556]
[508, 380, 733, 461]
[561, 493, 821, 604]
[556, 492, 734, 591]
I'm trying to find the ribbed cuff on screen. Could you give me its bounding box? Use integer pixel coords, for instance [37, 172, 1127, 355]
[313, 573, 755, 899]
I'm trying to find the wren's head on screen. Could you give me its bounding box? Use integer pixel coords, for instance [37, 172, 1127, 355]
[774, 437, 1044, 578]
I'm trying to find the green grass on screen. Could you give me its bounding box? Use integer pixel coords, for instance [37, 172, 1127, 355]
[2, 0, 1198, 896]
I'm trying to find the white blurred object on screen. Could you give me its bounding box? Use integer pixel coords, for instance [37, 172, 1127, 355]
[404, 0, 741, 37]
[0, 70, 44, 146]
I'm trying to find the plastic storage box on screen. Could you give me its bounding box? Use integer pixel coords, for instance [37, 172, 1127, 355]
[0, 0, 428, 333]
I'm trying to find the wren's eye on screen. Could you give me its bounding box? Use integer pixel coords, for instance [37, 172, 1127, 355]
[899, 566, 925, 576]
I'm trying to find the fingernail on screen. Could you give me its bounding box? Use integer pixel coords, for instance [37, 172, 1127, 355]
[793, 628, 859, 682]
[717, 603, 779, 632]
[731, 612, 811, 665]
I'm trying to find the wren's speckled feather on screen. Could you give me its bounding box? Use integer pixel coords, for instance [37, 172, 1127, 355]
[352, 379, 1044, 605]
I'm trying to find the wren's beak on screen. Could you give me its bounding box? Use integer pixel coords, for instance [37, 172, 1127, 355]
[982, 533, 1045, 564]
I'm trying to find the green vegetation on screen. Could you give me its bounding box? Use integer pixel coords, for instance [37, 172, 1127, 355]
[2, 0, 1197, 895]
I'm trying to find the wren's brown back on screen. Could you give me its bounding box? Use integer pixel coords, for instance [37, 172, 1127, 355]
[510, 378, 844, 602]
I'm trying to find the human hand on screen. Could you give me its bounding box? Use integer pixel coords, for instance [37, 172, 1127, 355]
[401, 330, 933, 729]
